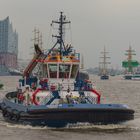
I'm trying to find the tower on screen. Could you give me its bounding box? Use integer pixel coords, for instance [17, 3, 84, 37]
[0, 17, 18, 75]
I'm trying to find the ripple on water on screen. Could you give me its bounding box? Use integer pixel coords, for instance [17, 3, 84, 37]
[0, 120, 139, 133]
[0, 76, 140, 136]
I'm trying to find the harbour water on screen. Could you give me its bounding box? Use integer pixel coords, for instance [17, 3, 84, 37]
[0, 75, 140, 140]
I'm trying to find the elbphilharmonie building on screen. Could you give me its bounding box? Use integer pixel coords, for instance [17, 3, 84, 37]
[0, 17, 18, 75]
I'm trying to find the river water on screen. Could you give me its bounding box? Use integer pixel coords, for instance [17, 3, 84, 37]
[0, 75, 140, 140]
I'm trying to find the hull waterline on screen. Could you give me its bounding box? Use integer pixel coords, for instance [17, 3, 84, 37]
[0, 91, 134, 127]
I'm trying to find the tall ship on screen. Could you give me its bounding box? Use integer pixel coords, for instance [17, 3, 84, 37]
[0, 12, 134, 127]
[99, 47, 110, 80]
[122, 46, 139, 80]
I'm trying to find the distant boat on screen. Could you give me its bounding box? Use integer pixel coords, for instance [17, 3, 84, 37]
[131, 72, 140, 80]
[100, 75, 109, 80]
[123, 73, 133, 80]
[8, 68, 22, 76]
[122, 46, 139, 80]
[110, 74, 115, 76]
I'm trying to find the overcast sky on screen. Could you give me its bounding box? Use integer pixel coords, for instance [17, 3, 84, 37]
[1, 0, 140, 69]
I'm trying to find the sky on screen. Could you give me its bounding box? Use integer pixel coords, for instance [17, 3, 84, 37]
[1, 0, 140, 69]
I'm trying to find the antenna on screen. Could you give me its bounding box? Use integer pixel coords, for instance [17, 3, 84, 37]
[51, 12, 71, 57]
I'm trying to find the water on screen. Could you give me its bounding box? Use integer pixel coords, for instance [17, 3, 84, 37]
[0, 75, 140, 140]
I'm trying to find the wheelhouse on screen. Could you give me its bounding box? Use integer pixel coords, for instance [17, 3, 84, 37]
[40, 62, 79, 79]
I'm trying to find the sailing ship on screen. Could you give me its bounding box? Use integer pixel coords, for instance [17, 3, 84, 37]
[99, 47, 110, 79]
[122, 46, 139, 80]
[0, 12, 134, 127]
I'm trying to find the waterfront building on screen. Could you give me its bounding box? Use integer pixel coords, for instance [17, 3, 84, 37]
[0, 17, 18, 75]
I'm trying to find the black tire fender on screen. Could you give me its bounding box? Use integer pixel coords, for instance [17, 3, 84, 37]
[12, 109, 20, 121]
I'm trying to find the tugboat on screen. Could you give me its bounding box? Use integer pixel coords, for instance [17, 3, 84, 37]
[0, 12, 134, 127]
[99, 47, 110, 80]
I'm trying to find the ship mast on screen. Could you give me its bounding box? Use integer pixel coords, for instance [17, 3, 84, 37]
[32, 28, 43, 52]
[125, 45, 136, 72]
[99, 46, 110, 75]
[51, 12, 71, 57]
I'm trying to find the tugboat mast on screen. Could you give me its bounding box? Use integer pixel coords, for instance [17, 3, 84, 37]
[52, 12, 71, 57]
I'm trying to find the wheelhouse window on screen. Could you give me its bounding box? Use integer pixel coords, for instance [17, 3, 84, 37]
[59, 64, 71, 78]
[71, 64, 79, 78]
[48, 64, 57, 78]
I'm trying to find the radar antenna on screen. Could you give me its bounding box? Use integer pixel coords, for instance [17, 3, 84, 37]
[51, 12, 71, 57]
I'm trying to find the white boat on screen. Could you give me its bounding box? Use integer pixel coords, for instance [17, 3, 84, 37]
[132, 72, 140, 80]
[123, 73, 133, 80]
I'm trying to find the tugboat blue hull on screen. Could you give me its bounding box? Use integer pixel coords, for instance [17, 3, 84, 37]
[0, 92, 134, 127]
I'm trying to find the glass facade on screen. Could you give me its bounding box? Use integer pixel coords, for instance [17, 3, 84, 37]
[0, 17, 18, 70]
[0, 17, 18, 54]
